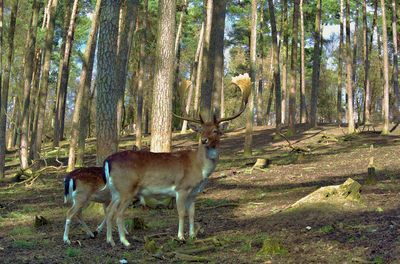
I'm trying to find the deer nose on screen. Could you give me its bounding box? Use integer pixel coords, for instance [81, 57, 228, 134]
[201, 138, 209, 144]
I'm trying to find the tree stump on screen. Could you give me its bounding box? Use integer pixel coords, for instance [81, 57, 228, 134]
[290, 178, 362, 208]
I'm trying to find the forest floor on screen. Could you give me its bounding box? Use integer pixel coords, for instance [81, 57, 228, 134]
[1, 124, 400, 263]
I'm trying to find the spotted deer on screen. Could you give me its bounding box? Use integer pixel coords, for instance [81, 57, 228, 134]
[103, 74, 251, 246]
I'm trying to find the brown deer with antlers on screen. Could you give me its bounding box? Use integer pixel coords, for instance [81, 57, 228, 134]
[103, 74, 251, 246]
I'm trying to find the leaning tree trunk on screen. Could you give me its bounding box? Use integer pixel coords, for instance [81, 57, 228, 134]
[267, 0, 281, 128]
[345, 0, 355, 133]
[67, 0, 101, 171]
[244, 0, 257, 157]
[19, 0, 40, 171]
[0, 0, 17, 178]
[299, 0, 307, 124]
[181, 23, 204, 133]
[150, 0, 176, 152]
[380, 0, 390, 135]
[310, 0, 321, 127]
[116, 0, 139, 136]
[96, 0, 122, 165]
[288, 0, 300, 134]
[135, 0, 148, 149]
[53, 0, 79, 147]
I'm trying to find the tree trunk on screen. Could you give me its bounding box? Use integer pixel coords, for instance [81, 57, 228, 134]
[116, 0, 139, 136]
[1, 0, 17, 178]
[193, 23, 205, 116]
[67, 0, 101, 171]
[181, 23, 204, 133]
[244, 0, 257, 157]
[310, 0, 321, 127]
[345, 0, 355, 133]
[380, 0, 390, 134]
[267, 0, 281, 128]
[150, 0, 176, 152]
[363, 0, 370, 124]
[135, 0, 148, 149]
[281, 0, 288, 125]
[337, 0, 344, 124]
[19, 0, 40, 171]
[211, 0, 227, 119]
[200, 0, 214, 121]
[96, 0, 122, 165]
[392, 0, 400, 120]
[352, 1, 359, 119]
[288, 0, 300, 134]
[256, 1, 265, 126]
[7, 96, 19, 150]
[299, 0, 307, 124]
[53, 0, 79, 147]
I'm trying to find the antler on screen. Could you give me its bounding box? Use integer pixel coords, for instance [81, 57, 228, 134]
[173, 79, 203, 124]
[172, 112, 203, 124]
[217, 73, 252, 123]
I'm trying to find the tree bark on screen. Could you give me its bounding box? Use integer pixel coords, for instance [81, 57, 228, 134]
[1, 0, 17, 178]
[244, 0, 257, 157]
[135, 0, 148, 148]
[150, 0, 176, 152]
[363, 0, 370, 124]
[288, 0, 300, 134]
[96, 0, 122, 165]
[345, 0, 355, 133]
[392, 0, 400, 120]
[53, 0, 79, 147]
[310, 0, 321, 127]
[256, 2, 265, 126]
[281, 0, 288, 125]
[299, 0, 307, 124]
[352, 1, 359, 118]
[267, 0, 281, 128]
[337, 0, 344, 124]
[211, 0, 227, 119]
[380, 0, 390, 134]
[19, 0, 40, 170]
[67, 0, 101, 171]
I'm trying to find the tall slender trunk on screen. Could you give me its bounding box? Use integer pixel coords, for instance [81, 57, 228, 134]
[337, 0, 344, 124]
[380, 0, 390, 134]
[392, 0, 400, 119]
[267, 0, 281, 128]
[116, 0, 139, 135]
[289, 0, 300, 133]
[136, 0, 148, 148]
[244, 0, 257, 156]
[1, 0, 17, 178]
[281, 0, 288, 125]
[67, 0, 101, 171]
[345, 0, 355, 133]
[7, 96, 19, 149]
[193, 23, 205, 115]
[363, 0, 370, 124]
[53, 0, 79, 147]
[150, 0, 176, 152]
[182, 23, 204, 133]
[20, 0, 40, 171]
[257, 2, 265, 126]
[310, 0, 321, 127]
[299, 0, 307, 124]
[352, 1, 359, 118]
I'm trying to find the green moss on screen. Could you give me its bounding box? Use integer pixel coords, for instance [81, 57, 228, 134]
[318, 225, 335, 234]
[257, 237, 288, 258]
[10, 226, 35, 236]
[66, 247, 82, 258]
[13, 240, 37, 249]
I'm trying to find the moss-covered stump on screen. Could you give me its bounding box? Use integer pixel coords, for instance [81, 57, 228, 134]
[290, 178, 362, 208]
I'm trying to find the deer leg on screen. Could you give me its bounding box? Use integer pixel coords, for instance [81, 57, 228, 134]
[176, 191, 189, 240]
[96, 203, 108, 234]
[63, 195, 86, 244]
[188, 201, 196, 239]
[116, 194, 135, 247]
[76, 209, 95, 238]
[106, 197, 120, 247]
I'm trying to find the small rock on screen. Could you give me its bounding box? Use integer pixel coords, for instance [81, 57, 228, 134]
[306, 226, 312, 231]
[119, 258, 128, 264]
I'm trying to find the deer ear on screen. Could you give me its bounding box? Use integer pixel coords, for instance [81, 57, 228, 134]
[188, 122, 202, 133]
[218, 122, 229, 131]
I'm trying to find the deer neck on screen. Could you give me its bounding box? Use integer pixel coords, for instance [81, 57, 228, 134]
[197, 143, 219, 179]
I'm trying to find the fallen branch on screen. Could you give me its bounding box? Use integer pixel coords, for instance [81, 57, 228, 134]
[278, 132, 310, 153]
[7, 165, 65, 188]
[202, 202, 239, 210]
